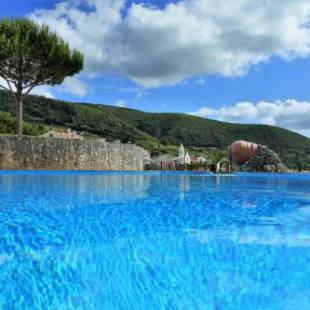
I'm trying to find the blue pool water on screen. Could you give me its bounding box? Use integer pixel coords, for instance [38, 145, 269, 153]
[0, 171, 309, 309]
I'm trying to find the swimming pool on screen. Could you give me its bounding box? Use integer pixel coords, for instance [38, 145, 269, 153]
[0, 171, 309, 309]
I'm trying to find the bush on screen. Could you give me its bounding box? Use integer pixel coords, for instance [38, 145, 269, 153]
[0, 111, 46, 136]
[186, 162, 207, 171]
[0, 111, 15, 133]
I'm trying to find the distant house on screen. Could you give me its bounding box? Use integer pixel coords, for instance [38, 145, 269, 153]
[42, 128, 83, 140]
[190, 156, 207, 164]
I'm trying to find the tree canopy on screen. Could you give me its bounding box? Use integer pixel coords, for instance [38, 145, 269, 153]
[0, 17, 83, 134]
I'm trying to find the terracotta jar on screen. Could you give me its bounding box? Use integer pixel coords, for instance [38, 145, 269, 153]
[230, 140, 258, 164]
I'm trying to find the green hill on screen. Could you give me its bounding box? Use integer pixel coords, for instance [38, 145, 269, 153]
[0, 90, 309, 169]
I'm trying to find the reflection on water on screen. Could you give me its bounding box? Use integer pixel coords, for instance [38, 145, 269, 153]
[0, 172, 309, 309]
[0, 173, 152, 210]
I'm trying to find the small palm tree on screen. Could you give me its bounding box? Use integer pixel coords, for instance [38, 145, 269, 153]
[210, 150, 227, 173]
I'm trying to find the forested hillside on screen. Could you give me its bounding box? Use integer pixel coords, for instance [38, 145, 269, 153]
[0, 90, 309, 168]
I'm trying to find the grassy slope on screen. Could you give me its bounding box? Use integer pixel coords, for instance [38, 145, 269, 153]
[0, 90, 309, 168]
[0, 91, 159, 148]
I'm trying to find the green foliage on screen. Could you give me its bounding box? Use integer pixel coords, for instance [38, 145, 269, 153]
[0, 90, 309, 168]
[186, 162, 207, 171]
[207, 150, 227, 173]
[0, 17, 83, 135]
[0, 111, 13, 133]
[0, 17, 83, 88]
[0, 111, 45, 136]
[23, 122, 45, 136]
[210, 150, 227, 165]
[148, 143, 179, 157]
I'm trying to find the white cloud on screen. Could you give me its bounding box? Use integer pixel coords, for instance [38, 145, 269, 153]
[31, 87, 54, 99]
[190, 99, 310, 137]
[135, 90, 148, 100]
[115, 100, 126, 107]
[58, 76, 90, 96]
[195, 78, 206, 85]
[30, 0, 310, 88]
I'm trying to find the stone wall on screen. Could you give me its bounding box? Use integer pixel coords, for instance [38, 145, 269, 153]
[0, 136, 150, 170]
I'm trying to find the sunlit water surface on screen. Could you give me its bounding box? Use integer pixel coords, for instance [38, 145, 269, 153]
[0, 171, 309, 309]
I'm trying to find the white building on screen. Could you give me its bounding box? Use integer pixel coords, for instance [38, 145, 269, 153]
[178, 144, 191, 165]
[178, 144, 185, 164]
[184, 152, 191, 165]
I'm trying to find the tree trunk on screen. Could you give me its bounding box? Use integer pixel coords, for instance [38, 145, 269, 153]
[16, 96, 23, 136]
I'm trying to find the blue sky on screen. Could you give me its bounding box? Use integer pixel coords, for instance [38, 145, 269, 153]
[1, 0, 310, 137]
